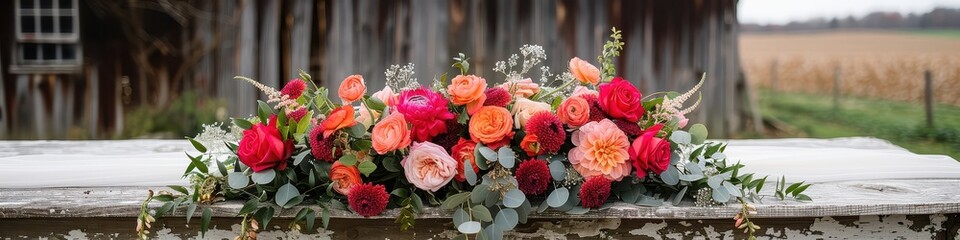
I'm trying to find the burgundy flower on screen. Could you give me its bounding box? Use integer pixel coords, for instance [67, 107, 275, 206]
[579, 176, 611, 208]
[482, 87, 511, 107]
[516, 159, 551, 195]
[580, 94, 608, 123]
[525, 112, 566, 154]
[347, 183, 390, 217]
[395, 88, 456, 142]
[309, 125, 342, 162]
[613, 119, 643, 138]
[281, 78, 307, 99]
[287, 108, 307, 123]
[433, 119, 465, 153]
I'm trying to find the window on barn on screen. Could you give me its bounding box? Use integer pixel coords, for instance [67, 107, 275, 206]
[12, 0, 81, 73]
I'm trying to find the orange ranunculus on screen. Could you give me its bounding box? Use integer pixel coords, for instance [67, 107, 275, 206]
[469, 106, 514, 149]
[520, 134, 542, 156]
[569, 57, 601, 85]
[339, 74, 367, 104]
[558, 96, 590, 127]
[321, 105, 357, 138]
[330, 161, 363, 195]
[451, 139, 479, 182]
[372, 112, 412, 154]
[447, 75, 488, 115]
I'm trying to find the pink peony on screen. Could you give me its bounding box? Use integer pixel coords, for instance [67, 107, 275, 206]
[568, 119, 632, 181]
[395, 88, 456, 142]
[401, 142, 459, 192]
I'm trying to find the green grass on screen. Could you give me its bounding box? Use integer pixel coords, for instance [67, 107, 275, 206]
[756, 90, 960, 160]
[906, 29, 960, 39]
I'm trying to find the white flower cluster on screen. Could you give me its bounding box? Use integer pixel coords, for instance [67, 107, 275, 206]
[494, 44, 547, 82]
[385, 63, 419, 90]
[194, 122, 239, 155]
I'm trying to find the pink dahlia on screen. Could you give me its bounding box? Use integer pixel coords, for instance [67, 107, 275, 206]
[347, 183, 390, 217]
[525, 112, 566, 154]
[395, 88, 456, 142]
[516, 159, 551, 195]
[309, 125, 342, 162]
[579, 176, 611, 208]
[483, 87, 511, 107]
[568, 119, 631, 181]
[280, 78, 307, 99]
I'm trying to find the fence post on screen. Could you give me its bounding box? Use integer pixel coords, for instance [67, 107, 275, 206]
[833, 65, 841, 110]
[925, 70, 934, 128]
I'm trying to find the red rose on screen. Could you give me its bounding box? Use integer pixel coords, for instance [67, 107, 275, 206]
[598, 77, 644, 122]
[238, 117, 294, 172]
[629, 124, 670, 178]
[451, 139, 480, 182]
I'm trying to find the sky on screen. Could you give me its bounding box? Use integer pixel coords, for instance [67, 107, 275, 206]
[738, 0, 960, 25]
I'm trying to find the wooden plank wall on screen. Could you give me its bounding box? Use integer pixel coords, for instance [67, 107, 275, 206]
[0, 0, 745, 138]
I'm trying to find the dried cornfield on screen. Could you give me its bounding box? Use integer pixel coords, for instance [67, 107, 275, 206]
[740, 31, 960, 105]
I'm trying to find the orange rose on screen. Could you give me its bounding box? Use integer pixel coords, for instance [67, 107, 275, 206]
[569, 57, 601, 85]
[447, 75, 488, 115]
[330, 161, 363, 195]
[520, 134, 542, 156]
[321, 105, 357, 138]
[339, 74, 367, 103]
[372, 112, 412, 154]
[469, 106, 514, 149]
[558, 96, 590, 127]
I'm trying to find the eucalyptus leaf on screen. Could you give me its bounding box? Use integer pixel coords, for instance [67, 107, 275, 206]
[712, 186, 731, 203]
[494, 208, 519, 231]
[216, 160, 228, 176]
[441, 192, 472, 210]
[251, 169, 276, 184]
[565, 207, 590, 214]
[537, 201, 549, 213]
[472, 205, 493, 222]
[620, 188, 640, 203]
[517, 199, 532, 224]
[454, 208, 469, 227]
[465, 160, 477, 185]
[689, 124, 708, 145]
[549, 160, 566, 181]
[679, 174, 704, 182]
[635, 195, 664, 207]
[478, 146, 498, 162]
[185, 203, 197, 223]
[483, 224, 504, 240]
[227, 172, 250, 189]
[669, 131, 692, 145]
[723, 181, 742, 198]
[458, 221, 482, 234]
[497, 147, 516, 169]
[685, 162, 703, 176]
[502, 188, 525, 208]
[471, 184, 490, 203]
[660, 165, 680, 185]
[672, 186, 689, 206]
[547, 187, 570, 208]
[275, 183, 301, 207]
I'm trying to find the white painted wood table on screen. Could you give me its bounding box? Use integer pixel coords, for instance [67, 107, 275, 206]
[1, 138, 958, 239]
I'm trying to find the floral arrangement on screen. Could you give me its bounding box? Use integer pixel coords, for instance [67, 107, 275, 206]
[137, 28, 811, 240]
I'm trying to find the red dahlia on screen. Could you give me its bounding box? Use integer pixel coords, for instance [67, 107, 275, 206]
[525, 112, 566, 154]
[613, 119, 643, 138]
[309, 125, 342, 162]
[433, 119, 465, 153]
[516, 159, 551, 195]
[482, 87, 511, 107]
[579, 94, 608, 122]
[347, 183, 390, 217]
[280, 78, 307, 99]
[579, 176, 611, 208]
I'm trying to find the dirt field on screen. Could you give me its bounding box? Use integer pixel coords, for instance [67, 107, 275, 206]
[740, 31, 960, 105]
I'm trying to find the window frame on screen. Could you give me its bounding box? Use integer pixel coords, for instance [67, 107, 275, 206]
[12, 0, 82, 74]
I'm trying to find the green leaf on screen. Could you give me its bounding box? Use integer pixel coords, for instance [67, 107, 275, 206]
[712, 186, 731, 203]
[792, 184, 812, 196]
[155, 202, 174, 217]
[497, 147, 516, 169]
[275, 183, 301, 207]
[441, 192, 472, 210]
[464, 160, 477, 185]
[364, 96, 387, 111]
[547, 187, 569, 208]
[185, 203, 197, 224]
[502, 188, 525, 208]
[660, 165, 681, 185]
[200, 207, 212, 237]
[227, 172, 250, 189]
[339, 154, 358, 166]
[255, 207, 276, 229]
[795, 194, 812, 201]
[383, 157, 402, 172]
[293, 151, 311, 166]
[233, 118, 253, 129]
[688, 124, 708, 145]
[168, 185, 189, 195]
[549, 160, 566, 181]
[358, 161, 377, 176]
[679, 174, 704, 182]
[392, 188, 411, 198]
[257, 100, 273, 123]
[454, 208, 469, 227]
[458, 221, 482, 234]
[478, 146, 498, 162]
[239, 199, 259, 215]
[216, 159, 228, 176]
[565, 207, 590, 214]
[251, 169, 276, 184]
[669, 131, 692, 145]
[305, 209, 316, 231]
[471, 184, 490, 203]
[672, 186, 689, 206]
[348, 123, 366, 138]
[187, 137, 207, 153]
[186, 153, 208, 174]
[153, 194, 174, 202]
[493, 208, 519, 231]
[636, 195, 664, 207]
[756, 176, 768, 192]
[472, 205, 493, 222]
[786, 181, 805, 195]
[723, 181, 742, 198]
[321, 208, 331, 229]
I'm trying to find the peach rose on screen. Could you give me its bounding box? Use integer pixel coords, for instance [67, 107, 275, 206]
[558, 96, 590, 127]
[356, 104, 380, 127]
[500, 78, 541, 98]
[469, 106, 514, 149]
[447, 75, 488, 115]
[511, 98, 551, 129]
[402, 142, 459, 192]
[321, 105, 357, 138]
[330, 161, 363, 195]
[569, 57, 601, 85]
[339, 74, 367, 104]
[371, 86, 398, 106]
[372, 112, 412, 154]
[568, 119, 631, 181]
[571, 86, 599, 97]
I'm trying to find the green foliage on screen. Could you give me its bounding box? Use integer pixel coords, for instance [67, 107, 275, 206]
[597, 27, 625, 82]
[121, 91, 224, 138]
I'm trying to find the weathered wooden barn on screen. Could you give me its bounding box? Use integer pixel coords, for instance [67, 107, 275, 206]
[0, 0, 746, 139]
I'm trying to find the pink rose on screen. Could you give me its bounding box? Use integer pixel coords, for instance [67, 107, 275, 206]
[571, 86, 598, 98]
[500, 78, 541, 98]
[371, 86, 398, 106]
[629, 124, 671, 178]
[598, 77, 644, 122]
[238, 116, 294, 172]
[401, 142, 459, 192]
